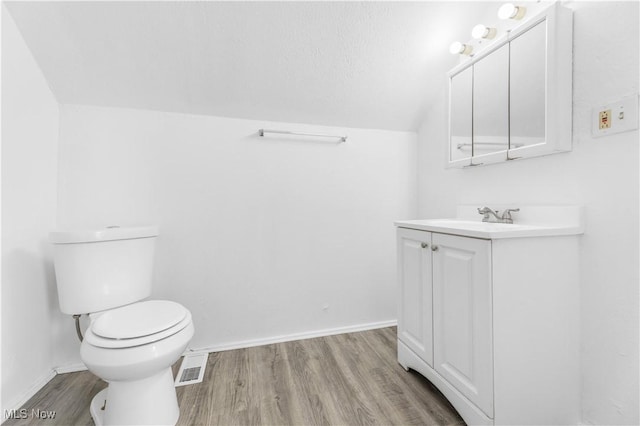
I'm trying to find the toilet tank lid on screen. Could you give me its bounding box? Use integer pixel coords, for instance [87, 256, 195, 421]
[49, 226, 159, 244]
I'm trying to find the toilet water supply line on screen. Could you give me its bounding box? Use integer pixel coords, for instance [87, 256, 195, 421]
[73, 314, 84, 342]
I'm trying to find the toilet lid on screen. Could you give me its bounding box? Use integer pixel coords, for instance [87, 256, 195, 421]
[84, 309, 192, 349]
[92, 300, 188, 340]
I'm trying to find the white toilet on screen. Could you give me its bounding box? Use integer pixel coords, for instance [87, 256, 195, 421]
[49, 226, 194, 426]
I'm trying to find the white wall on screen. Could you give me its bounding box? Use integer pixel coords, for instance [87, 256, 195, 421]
[417, 2, 639, 425]
[56, 105, 417, 358]
[1, 5, 60, 414]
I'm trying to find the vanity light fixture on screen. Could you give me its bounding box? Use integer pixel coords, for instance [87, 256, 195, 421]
[497, 3, 527, 20]
[449, 41, 473, 56]
[471, 24, 497, 40]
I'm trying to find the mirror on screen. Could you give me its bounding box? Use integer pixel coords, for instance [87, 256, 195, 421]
[446, 3, 571, 168]
[449, 67, 473, 162]
[510, 20, 547, 148]
[473, 44, 509, 157]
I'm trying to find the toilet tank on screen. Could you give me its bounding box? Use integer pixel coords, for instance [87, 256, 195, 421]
[49, 226, 158, 315]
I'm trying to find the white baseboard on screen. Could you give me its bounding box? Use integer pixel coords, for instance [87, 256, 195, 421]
[54, 363, 87, 374]
[48, 321, 397, 372]
[185, 319, 398, 355]
[1, 369, 56, 424]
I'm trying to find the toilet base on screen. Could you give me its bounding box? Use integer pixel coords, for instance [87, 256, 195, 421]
[90, 388, 107, 426]
[89, 368, 179, 425]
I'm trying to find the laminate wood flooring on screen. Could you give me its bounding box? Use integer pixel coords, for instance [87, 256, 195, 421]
[5, 327, 464, 426]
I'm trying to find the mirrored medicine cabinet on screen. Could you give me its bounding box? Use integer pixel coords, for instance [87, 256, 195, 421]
[447, 3, 573, 168]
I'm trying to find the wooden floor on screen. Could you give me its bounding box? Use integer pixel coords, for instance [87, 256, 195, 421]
[5, 327, 464, 426]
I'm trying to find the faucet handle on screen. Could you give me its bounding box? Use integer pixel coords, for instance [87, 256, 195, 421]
[501, 208, 520, 220]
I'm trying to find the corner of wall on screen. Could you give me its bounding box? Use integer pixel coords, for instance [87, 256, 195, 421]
[1, 3, 69, 415]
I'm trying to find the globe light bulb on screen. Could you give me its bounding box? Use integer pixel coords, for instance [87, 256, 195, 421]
[472, 24, 497, 39]
[449, 41, 463, 55]
[498, 3, 526, 20]
[449, 41, 473, 56]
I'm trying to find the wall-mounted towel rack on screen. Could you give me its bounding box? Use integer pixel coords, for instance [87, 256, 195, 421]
[258, 129, 347, 143]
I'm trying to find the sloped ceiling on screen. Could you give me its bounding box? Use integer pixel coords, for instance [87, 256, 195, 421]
[5, 1, 495, 131]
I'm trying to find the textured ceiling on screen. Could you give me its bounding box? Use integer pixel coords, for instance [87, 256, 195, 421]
[6, 1, 497, 131]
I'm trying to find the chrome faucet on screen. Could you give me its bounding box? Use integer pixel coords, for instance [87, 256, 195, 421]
[477, 207, 520, 224]
[477, 207, 501, 222]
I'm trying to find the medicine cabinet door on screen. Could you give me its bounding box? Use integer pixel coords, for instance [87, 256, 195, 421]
[509, 19, 547, 152]
[449, 67, 473, 166]
[472, 44, 510, 164]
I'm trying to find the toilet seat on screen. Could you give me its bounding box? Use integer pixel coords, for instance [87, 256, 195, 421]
[85, 300, 192, 349]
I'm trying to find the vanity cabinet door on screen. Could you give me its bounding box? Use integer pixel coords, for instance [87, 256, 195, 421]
[397, 228, 433, 366]
[432, 233, 493, 418]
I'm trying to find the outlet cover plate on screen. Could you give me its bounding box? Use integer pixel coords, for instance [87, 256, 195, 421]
[592, 94, 639, 138]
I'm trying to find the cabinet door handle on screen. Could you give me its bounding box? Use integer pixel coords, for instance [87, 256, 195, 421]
[421, 242, 429, 249]
[431, 245, 439, 252]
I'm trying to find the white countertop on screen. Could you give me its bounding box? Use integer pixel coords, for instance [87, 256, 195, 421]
[395, 206, 585, 239]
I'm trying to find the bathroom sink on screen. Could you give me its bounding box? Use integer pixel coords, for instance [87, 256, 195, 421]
[394, 218, 582, 239]
[422, 219, 533, 230]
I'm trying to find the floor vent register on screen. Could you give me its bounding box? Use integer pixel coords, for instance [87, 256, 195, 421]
[175, 353, 208, 387]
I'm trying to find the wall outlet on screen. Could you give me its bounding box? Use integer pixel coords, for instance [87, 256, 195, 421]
[592, 94, 639, 137]
[598, 109, 611, 129]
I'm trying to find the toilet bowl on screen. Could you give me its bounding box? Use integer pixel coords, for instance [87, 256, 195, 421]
[81, 300, 194, 426]
[49, 226, 194, 426]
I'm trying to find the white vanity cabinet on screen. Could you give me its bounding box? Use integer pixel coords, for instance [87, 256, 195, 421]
[396, 218, 581, 425]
